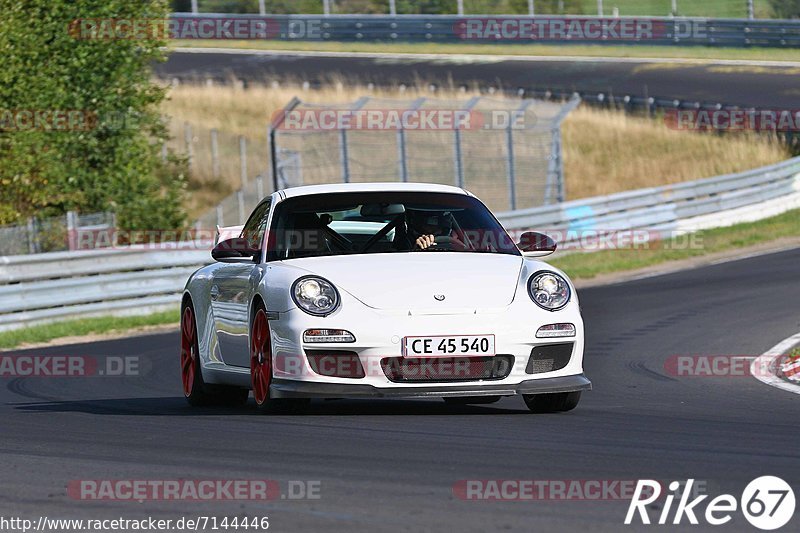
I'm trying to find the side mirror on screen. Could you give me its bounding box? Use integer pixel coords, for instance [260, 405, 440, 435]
[211, 238, 260, 263]
[517, 231, 557, 258]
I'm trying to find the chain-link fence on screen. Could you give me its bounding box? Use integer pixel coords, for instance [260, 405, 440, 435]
[193, 95, 578, 228]
[0, 212, 115, 256]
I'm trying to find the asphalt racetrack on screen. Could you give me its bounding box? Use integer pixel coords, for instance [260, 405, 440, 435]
[158, 49, 800, 109]
[2, 247, 799, 531]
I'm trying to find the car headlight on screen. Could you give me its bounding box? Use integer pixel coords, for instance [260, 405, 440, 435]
[528, 271, 571, 311]
[292, 276, 340, 316]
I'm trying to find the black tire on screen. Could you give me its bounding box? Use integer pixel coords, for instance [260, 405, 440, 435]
[182, 300, 249, 408]
[443, 396, 502, 405]
[523, 391, 581, 413]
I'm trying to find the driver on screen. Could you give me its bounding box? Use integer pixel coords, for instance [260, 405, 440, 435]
[406, 210, 454, 250]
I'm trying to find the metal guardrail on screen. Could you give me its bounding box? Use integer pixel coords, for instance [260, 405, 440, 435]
[1, 156, 799, 332]
[0, 246, 212, 332]
[170, 14, 800, 48]
[496, 156, 800, 237]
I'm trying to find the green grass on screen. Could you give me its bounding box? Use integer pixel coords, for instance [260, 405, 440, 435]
[550, 207, 800, 279]
[170, 40, 800, 63]
[574, 0, 757, 18]
[0, 309, 179, 350]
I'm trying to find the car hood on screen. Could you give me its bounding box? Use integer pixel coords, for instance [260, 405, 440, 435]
[288, 253, 524, 311]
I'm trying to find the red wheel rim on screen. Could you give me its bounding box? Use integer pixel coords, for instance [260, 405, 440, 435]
[180, 306, 196, 397]
[251, 309, 271, 405]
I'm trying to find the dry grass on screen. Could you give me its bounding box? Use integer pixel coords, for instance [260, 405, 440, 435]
[161, 83, 790, 218]
[561, 107, 788, 199]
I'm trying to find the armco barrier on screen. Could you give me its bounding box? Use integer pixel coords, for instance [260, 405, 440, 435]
[168, 14, 800, 48]
[0, 246, 211, 333]
[1, 156, 799, 332]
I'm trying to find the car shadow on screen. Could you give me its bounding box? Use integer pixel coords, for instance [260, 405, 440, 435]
[10, 397, 532, 416]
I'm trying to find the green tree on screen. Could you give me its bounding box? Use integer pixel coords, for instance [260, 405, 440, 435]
[0, 0, 186, 231]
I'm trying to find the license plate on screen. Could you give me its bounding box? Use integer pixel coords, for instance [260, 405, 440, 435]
[403, 335, 495, 358]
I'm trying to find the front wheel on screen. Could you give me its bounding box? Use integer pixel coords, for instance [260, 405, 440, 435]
[523, 392, 581, 413]
[182, 302, 249, 407]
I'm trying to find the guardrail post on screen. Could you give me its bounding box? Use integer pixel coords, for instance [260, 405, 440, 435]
[748, 0, 755, 19]
[211, 129, 220, 179]
[259, 0, 266, 16]
[191, 0, 198, 14]
[528, 0, 535, 16]
[239, 135, 248, 188]
[389, 0, 396, 16]
[597, 0, 603, 16]
[323, 0, 331, 16]
[457, 0, 464, 15]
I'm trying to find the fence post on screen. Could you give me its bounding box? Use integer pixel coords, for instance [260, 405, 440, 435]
[239, 135, 248, 188]
[191, 0, 198, 14]
[544, 128, 565, 204]
[339, 129, 351, 183]
[396, 98, 425, 183]
[184, 122, 193, 171]
[454, 97, 480, 189]
[748, 0, 754, 19]
[211, 129, 220, 179]
[323, 0, 331, 16]
[216, 204, 224, 227]
[26, 217, 36, 254]
[237, 190, 246, 224]
[66, 211, 78, 251]
[256, 174, 265, 201]
[597, 0, 603, 16]
[506, 125, 516, 211]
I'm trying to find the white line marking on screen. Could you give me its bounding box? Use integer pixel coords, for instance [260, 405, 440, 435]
[751, 331, 800, 395]
[168, 47, 800, 68]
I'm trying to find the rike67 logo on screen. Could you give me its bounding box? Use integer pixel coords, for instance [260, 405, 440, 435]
[626, 477, 795, 530]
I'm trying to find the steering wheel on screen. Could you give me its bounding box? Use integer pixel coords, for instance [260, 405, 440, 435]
[421, 235, 467, 251]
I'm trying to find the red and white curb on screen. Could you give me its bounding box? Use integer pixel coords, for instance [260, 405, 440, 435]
[751, 332, 800, 394]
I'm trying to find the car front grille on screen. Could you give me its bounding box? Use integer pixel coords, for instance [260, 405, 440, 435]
[525, 343, 574, 374]
[380, 355, 514, 383]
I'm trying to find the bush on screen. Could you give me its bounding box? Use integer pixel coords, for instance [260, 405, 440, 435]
[0, 0, 187, 231]
[769, 0, 800, 18]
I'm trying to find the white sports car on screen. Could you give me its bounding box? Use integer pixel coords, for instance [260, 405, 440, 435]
[180, 183, 590, 413]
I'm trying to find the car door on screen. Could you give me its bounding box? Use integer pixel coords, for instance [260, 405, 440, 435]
[211, 200, 271, 368]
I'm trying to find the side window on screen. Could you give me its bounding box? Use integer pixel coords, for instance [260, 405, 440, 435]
[240, 200, 271, 249]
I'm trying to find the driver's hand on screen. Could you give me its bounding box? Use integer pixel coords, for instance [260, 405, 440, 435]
[415, 234, 435, 250]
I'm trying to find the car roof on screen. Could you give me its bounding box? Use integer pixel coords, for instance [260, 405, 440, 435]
[278, 182, 470, 200]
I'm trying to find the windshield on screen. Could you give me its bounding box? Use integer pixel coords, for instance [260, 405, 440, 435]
[267, 191, 520, 260]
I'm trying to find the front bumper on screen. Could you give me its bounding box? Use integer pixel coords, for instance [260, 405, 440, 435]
[270, 373, 592, 399]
